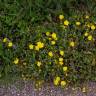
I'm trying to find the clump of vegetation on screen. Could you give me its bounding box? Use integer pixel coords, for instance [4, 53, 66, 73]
[0, 0, 96, 87]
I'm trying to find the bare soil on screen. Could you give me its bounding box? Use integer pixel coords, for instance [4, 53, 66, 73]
[0, 81, 96, 96]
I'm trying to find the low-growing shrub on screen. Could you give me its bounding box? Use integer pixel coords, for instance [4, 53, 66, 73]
[0, 0, 96, 87]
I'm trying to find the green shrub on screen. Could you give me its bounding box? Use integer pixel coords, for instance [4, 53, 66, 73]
[0, 0, 96, 87]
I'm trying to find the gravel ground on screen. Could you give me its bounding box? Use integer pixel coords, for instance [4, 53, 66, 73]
[0, 80, 96, 96]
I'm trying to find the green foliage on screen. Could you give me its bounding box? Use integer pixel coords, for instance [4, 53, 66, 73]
[0, 0, 96, 86]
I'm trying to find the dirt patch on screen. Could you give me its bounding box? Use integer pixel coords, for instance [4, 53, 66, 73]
[0, 81, 96, 96]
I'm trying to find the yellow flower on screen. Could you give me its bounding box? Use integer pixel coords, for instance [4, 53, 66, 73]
[48, 51, 53, 57]
[49, 38, 52, 40]
[76, 22, 81, 26]
[29, 44, 34, 49]
[37, 61, 41, 67]
[46, 32, 50, 36]
[84, 32, 88, 37]
[51, 33, 57, 39]
[51, 41, 56, 45]
[13, 58, 19, 64]
[59, 15, 64, 20]
[53, 76, 60, 86]
[37, 42, 44, 49]
[63, 66, 68, 72]
[35, 46, 39, 51]
[91, 25, 95, 30]
[56, 76, 60, 81]
[54, 79, 59, 86]
[60, 81, 66, 86]
[8, 42, 13, 47]
[59, 61, 64, 65]
[85, 15, 89, 19]
[59, 58, 63, 62]
[69, 41, 75, 47]
[86, 23, 90, 28]
[64, 20, 69, 26]
[88, 35, 93, 41]
[82, 87, 86, 93]
[3, 38, 8, 43]
[60, 50, 64, 56]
